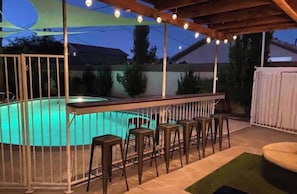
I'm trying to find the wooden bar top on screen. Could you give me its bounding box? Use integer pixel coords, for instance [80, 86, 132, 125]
[67, 93, 225, 115]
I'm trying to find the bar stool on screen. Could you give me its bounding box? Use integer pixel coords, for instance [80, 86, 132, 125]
[193, 117, 215, 158]
[125, 127, 159, 184]
[158, 123, 183, 173]
[86, 134, 129, 194]
[177, 120, 201, 164]
[210, 114, 231, 151]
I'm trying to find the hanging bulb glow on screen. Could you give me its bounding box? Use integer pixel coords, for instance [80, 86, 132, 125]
[172, 13, 177, 20]
[183, 23, 189, 30]
[156, 16, 162, 23]
[194, 32, 200, 38]
[216, 40, 220, 45]
[137, 15, 143, 23]
[178, 45, 182, 50]
[233, 35, 237, 40]
[224, 39, 228, 44]
[114, 9, 121, 18]
[85, 0, 92, 7]
[206, 37, 211, 43]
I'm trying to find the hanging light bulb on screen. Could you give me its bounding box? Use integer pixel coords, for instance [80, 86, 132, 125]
[183, 23, 189, 30]
[114, 9, 121, 18]
[206, 37, 211, 43]
[216, 40, 220, 45]
[178, 45, 182, 50]
[194, 32, 200, 39]
[137, 15, 143, 23]
[233, 35, 237, 40]
[224, 39, 228, 44]
[172, 13, 177, 20]
[85, 0, 92, 7]
[156, 16, 162, 23]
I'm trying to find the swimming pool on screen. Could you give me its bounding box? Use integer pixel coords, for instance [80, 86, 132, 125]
[0, 97, 152, 146]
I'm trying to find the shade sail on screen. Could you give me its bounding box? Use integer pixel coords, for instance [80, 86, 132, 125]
[0, 20, 22, 29]
[34, 30, 88, 36]
[29, 0, 157, 30]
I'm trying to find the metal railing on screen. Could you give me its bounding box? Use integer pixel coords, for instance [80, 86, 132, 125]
[0, 53, 224, 193]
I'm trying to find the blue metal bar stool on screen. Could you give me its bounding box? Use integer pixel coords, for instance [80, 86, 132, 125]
[158, 123, 183, 173]
[86, 134, 129, 194]
[210, 114, 231, 151]
[125, 127, 159, 184]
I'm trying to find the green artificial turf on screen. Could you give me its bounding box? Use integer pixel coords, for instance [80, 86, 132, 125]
[185, 153, 287, 194]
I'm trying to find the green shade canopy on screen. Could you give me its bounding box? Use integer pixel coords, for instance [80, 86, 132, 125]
[29, 0, 157, 30]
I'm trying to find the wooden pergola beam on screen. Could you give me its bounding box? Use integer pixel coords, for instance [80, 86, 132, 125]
[98, 0, 226, 39]
[273, 0, 297, 22]
[177, 0, 271, 18]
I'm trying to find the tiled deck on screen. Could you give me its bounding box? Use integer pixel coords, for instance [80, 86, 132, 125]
[1, 119, 297, 194]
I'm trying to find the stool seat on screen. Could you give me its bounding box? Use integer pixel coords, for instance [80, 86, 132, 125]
[193, 117, 215, 158]
[177, 120, 200, 164]
[210, 114, 231, 151]
[125, 127, 158, 184]
[86, 134, 129, 194]
[158, 123, 183, 173]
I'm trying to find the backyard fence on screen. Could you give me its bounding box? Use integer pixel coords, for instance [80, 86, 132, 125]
[251, 67, 297, 133]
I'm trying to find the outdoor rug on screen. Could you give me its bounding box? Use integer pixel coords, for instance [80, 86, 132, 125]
[185, 152, 288, 194]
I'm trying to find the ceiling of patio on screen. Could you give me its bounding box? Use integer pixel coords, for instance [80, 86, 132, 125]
[98, 0, 297, 40]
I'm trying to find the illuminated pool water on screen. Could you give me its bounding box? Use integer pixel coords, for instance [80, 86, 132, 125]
[0, 97, 152, 146]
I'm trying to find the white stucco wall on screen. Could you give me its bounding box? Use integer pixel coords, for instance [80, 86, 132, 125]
[176, 42, 230, 64]
[110, 70, 213, 98]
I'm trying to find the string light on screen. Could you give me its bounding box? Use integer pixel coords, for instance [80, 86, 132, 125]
[114, 9, 121, 18]
[156, 16, 162, 23]
[224, 39, 228, 44]
[216, 40, 220, 45]
[137, 15, 143, 23]
[183, 23, 189, 30]
[233, 35, 237, 40]
[172, 11, 177, 20]
[206, 37, 211, 43]
[194, 32, 200, 38]
[85, 0, 92, 7]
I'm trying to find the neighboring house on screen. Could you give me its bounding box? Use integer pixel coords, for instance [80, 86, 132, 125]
[68, 43, 128, 66]
[171, 38, 297, 66]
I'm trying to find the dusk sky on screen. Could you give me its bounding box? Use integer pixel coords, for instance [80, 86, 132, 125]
[2, 0, 297, 58]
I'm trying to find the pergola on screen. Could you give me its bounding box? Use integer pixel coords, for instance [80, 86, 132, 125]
[97, 0, 297, 40]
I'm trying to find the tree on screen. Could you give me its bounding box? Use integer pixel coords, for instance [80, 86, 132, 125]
[117, 62, 147, 97]
[3, 35, 63, 54]
[176, 69, 200, 94]
[218, 32, 273, 116]
[132, 25, 157, 64]
[96, 64, 113, 96]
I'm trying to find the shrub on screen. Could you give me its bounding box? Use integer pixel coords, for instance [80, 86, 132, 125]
[176, 69, 200, 94]
[96, 65, 113, 96]
[117, 62, 147, 97]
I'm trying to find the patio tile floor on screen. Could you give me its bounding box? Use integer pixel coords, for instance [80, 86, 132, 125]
[1, 119, 297, 194]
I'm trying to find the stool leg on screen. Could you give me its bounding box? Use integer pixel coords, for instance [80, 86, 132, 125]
[137, 134, 145, 185]
[184, 124, 190, 164]
[209, 122, 215, 154]
[201, 121, 206, 158]
[192, 125, 201, 160]
[176, 129, 183, 168]
[226, 118, 231, 148]
[171, 129, 178, 159]
[124, 132, 131, 161]
[86, 141, 95, 191]
[214, 118, 219, 144]
[152, 134, 159, 177]
[164, 129, 170, 173]
[102, 145, 108, 194]
[218, 117, 223, 151]
[120, 143, 129, 191]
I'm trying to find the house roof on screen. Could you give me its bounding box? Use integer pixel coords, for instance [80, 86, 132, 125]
[99, 0, 297, 40]
[271, 38, 297, 54]
[69, 43, 128, 57]
[170, 38, 297, 63]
